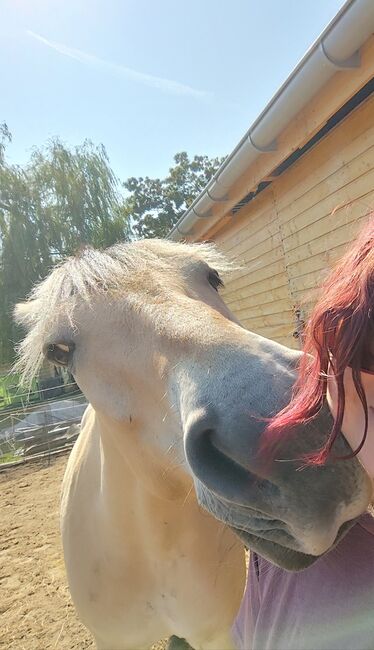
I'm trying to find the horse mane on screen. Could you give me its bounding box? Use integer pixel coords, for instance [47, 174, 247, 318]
[263, 216, 374, 465]
[13, 239, 232, 387]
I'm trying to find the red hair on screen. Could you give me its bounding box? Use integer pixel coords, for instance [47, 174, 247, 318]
[264, 216, 374, 465]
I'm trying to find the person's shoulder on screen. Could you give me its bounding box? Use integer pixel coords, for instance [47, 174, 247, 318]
[358, 509, 374, 536]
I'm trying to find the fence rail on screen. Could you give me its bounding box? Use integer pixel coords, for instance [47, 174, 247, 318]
[0, 445, 76, 472]
[0, 394, 87, 471]
[0, 380, 81, 412]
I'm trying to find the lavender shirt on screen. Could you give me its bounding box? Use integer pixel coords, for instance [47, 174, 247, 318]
[232, 514, 374, 650]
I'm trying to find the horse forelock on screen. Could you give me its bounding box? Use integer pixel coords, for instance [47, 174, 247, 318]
[12, 239, 233, 386]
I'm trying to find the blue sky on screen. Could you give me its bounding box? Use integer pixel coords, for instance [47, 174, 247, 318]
[1, 0, 346, 182]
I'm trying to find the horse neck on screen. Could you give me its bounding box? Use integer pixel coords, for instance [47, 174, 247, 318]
[95, 410, 193, 505]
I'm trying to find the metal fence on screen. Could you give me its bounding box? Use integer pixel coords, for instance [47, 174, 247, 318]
[0, 385, 88, 470]
[0, 373, 79, 409]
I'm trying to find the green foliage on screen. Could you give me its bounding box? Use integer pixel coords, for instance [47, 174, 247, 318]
[0, 452, 19, 465]
[124, 151, 225, 238]
[0, 125, 130, 364]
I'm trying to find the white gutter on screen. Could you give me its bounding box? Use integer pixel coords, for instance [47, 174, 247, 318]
[169, 0, 374, 241]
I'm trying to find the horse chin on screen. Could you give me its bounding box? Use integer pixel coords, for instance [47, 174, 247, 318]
[230, 517, 357, 572]
[229, 526, 318, 571]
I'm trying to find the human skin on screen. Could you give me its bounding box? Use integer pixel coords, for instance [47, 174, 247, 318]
[327, 367, 374, 482]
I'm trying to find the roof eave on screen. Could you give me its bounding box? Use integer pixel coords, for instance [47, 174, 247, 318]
[168, 0, 374, 241]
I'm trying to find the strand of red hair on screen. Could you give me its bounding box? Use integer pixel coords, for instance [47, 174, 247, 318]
[262, 215, 374, 466]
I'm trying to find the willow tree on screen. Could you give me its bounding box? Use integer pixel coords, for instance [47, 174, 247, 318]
[0, 126, 130, 365]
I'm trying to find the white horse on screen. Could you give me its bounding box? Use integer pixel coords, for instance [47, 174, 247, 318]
[14, 240, 246, 650]
[14, 239, 371, 649]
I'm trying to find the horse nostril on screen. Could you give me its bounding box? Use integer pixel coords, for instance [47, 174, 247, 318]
[185, 410, 222, 467]
[185, 426, 217, 467]
[184, 410, 218, 458]
[184, 412, 278, 509]
[184, 415, 249, 500]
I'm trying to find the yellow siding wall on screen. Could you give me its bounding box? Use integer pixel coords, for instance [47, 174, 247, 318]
[215, 191, 295, 347]
[213, 94, 374, 349]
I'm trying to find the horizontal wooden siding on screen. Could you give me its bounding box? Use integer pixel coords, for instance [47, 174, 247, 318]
[213, 94, 374, 349]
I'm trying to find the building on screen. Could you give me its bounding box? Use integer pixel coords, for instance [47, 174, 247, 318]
[169, 0, 374, 349]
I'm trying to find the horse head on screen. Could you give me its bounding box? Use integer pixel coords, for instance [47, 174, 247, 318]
[15, 239, 372, 571]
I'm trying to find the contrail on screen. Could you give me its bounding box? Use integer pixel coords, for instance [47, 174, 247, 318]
[27, 30, 211, 100]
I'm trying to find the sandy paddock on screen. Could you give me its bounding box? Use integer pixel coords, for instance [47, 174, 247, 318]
[0, 455, 166, 650]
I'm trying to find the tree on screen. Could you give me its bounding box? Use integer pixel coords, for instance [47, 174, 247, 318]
[0, 122, 11, 165]
[0, 128, 130, 365]
[124, 151, 225, 238]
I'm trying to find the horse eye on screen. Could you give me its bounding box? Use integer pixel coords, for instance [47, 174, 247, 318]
[46, 342, 75, 367]
[208, 269, 224, 291]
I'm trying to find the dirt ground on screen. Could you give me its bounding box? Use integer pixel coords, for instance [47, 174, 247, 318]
[0, 455, 166, 650]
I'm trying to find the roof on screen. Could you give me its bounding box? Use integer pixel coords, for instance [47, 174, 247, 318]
[169, 0, 374, 241]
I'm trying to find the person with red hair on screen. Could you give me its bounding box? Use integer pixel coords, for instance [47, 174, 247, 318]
[232, 217, 374, 650]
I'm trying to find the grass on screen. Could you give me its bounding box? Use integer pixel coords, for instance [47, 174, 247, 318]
[0, 451, 19, 464]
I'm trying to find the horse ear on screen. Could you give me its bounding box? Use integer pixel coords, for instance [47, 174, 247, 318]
[14, 301, 38, 330]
